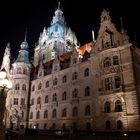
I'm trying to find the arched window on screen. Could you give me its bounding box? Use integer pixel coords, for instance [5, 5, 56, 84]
[106, 121, 111, 129]
[72, 89, 78, 98]
[15, 84, 20, 90]
[103, 57, 111, 68]
[115, 76, 121, 88]
[36, 111, 40, 119]
[72, 107, 78, 117]
[52, 93, 57, 102]
[45, 81, 49, 88]
[63, 75, 67, 83]
[38, 82, 42, 90]
[84, 68, 89, 77]
[45, 95, 49, 103]
[115, 100, 122, 112]
[53, 77, 58, 85]
[32, 85, 35, 91]
[52, 109, 57, 118]
[37, 97, 41, 104]
[104, 101, 111, 113]
[72, 72, 78, 80]
[113, 56, 119, 65]
[44, 123, 47, 129]
[85, 105, 91, 115]
[62, 91, 67, 100]
[105, 77, 113, 90]
[62, 108, 67, 117]
[22, 84, 26, 90]
[31, 98, 34, 105]
[117, 120, 123, 129]
[85, 86, 90, 96]
[44, 110, 48, 118]
[86, 122, 91, 130]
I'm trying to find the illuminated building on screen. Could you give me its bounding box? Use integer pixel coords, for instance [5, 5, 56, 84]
[1, 4, 140, 131]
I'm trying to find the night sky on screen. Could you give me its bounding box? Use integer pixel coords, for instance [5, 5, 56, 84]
[0, 0, 139, 64]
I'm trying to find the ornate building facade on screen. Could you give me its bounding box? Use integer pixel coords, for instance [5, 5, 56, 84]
[1, 5, 140, 131]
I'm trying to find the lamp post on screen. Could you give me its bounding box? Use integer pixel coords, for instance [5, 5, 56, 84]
[0, 68, 12, 140]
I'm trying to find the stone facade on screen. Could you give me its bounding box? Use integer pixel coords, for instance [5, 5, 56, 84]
[1, 5, 140, 131]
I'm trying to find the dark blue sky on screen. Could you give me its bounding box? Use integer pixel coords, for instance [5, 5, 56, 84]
[0, 0, 139, 64]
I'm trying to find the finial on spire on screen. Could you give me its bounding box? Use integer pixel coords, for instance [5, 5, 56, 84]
[7, 42, 10, 48]
[58, 1, 60, 9]
[120, 17, 124, 33]
[24, 28, 27, 42]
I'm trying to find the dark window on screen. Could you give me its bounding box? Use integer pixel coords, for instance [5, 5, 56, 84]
[104, 101, 111, 113]
[45, 95, 49, 103]
[38, 83, 42, 90]
[115, 76, 121, 88]
[44, 110, 48, 118]
[72, 89, 78, 98]
[117, 120, 123, 129]
[104, 57, 111, 68]
[85, 86, 90, 96]
[52, 93, 57, 102]
[37, 97, 41, 104]
[52, 109, 57, 118]
[72, 72, 78, 80]
[53, 78, 58, 85]
[31, 98, 34, 105]
[13, 98, 18, 105]
[62, 108, 67, 117]
[86, 122, 91, 130]
[115, 100, 122, 112]
[45, 81, 49, 88]
[105, 77, 113, 90]
[15, 84, 20, 90]
[63, 75, 67, 83]
[22, 84, 26, 90]
[85, 105, 91, 115]
[21, 98, 25, 105]
[62, 92, 67, 100]
[72, 107, 78, 117]
[32, 85, 35, 91]
[84, 68, 89, 77]
[113, 56, 119, 65]
[106, 121, 111, 129]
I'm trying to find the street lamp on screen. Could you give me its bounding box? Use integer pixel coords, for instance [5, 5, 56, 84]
[0, 68, 12, 140]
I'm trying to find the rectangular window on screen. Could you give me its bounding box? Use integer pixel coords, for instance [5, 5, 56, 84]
[13, 98, 18, 105]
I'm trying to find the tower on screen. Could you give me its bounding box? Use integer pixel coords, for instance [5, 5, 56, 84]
[33, 3, 78, 67]
[6, 35, 31, 129]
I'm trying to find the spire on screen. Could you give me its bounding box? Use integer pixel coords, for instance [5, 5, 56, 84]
[101, 8, 111, 23]
[92, 30, 95, 42]
[58, 1, 60, 9]
[51, 2, 64, 25]
[1, 43, 11, 76]
[120, 17, 124, 33]
[16, 34, 30, 63]
[20, 30, 29, 50]
[24, 28, 27, 42]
